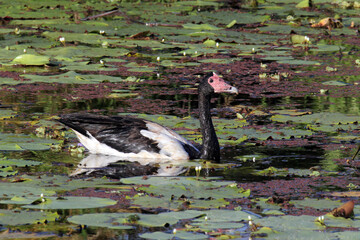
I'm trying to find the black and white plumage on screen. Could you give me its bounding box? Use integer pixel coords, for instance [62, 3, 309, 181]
[59, 73, 238, 161]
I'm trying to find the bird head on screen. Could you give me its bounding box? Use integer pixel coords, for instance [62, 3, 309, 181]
[201, 72, 238, 95]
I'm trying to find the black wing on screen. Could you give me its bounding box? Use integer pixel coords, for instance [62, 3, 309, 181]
[58, 113, 161, 154]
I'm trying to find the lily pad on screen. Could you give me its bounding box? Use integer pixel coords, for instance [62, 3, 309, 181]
[23, 196, 116, 210]
[0, 184, 56, 198]
[255, 214, 360, 238]
[121, 176, 248, 199]
[43, 46, 129, 60]
[189, 209, 258, 230]
[0, 158, 42, 167]
[0, 132, 61, 151]
[68, 212, 134, 230]
[129, 195, 184, 210]
[10, 54, 50, 66]
[0, 109, 16, 119]
[0, 166, 17, 177]
[291, 198, 343, 210]
[68, 210, 205, 229]
[21, 71, 123, 84]
[322, 80, 349, 86]
[140, 231, 208, 240]
[271, 112, 360, 125]
[183, 23, 221, 31]
[60, 62, 118, 71]
[0, 209, 58, 226]
[0, 174, 111, 198]
[121, 176, 249, 210]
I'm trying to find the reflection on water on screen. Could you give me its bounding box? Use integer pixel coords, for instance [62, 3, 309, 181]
[2, 85, 360, 118]
[0, 84, 358, 180]
[71, 154, 186, 178]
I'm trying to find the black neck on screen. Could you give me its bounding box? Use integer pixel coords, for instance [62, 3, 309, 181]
[198, 90, 220, 161]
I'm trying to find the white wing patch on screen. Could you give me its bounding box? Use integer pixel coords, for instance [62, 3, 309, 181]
[140, 129, 189, 160]
[74, 130, 123, 157]
[144, 121, 199, 153]
[73, 124, 196, 164]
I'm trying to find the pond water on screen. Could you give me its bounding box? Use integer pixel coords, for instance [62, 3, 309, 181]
[0, 0, 360, 239]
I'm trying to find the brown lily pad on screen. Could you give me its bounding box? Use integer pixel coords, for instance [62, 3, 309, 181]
[330, 200, 355, 218]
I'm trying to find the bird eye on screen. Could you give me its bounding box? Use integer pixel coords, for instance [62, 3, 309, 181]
[209, 78, 214, 83]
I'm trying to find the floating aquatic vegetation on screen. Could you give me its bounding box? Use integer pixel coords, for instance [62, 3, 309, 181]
[0, 0, 359, 238]
[0, 209, 59, 226]
[10, 54, 50, 66]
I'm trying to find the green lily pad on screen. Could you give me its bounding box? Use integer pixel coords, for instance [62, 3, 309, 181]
[255, 214, 360, 238]
[68, 212, 134, 230]
[0, 158, 42, 167]
[1, 196, 42, 205]
[183, 23, 221, 31]
[121, 176, 249, 210]
[189, 209, 258, 230]
[0, 132, 61, 151]
[310, 44, 345, 53]
[160, 59, 201, 67]
[0, 184, 56, 198]
[23, 196, 116, 210]
[322, 214, 360, 229]
[271, 112, 360, 125]
[203, 39, 217, 47]
[140, 231, 208, 240]
[263, 209, 286, 215]
[189, 198, 230, 209]
[198, 58, 242, 64]
[0, 166, 17, 177]
[0, 109, 17, 118]
[322, 80, 349, 86]
[121, 176, 249, 199]
[107, 90, 139, 99]
[129, 195, 184, 210]
[60, 62, 117, 71]
[296, 0, 312, 8]
[291, 198, 342, 210]
[43, 46, 129, 60]
[0, 77, 22, 85]
[124, 62, 157, 72]
[11, 54, 50, 66]
[42, 31, 107, 45]
[0, 209, 59, 226]
[277, 59, 321, 65]
[290, 35, 310, 44]
[0, 174, 112, 198]
[191, 221, 244, 230]
[21, 71, 123, 84]
[256, 215, 324, 232]
[68, 210, 205, 229]
[187, 31, 217, 37]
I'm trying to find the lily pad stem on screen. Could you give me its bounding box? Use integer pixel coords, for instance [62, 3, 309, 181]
[351, 145, 360, 161]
